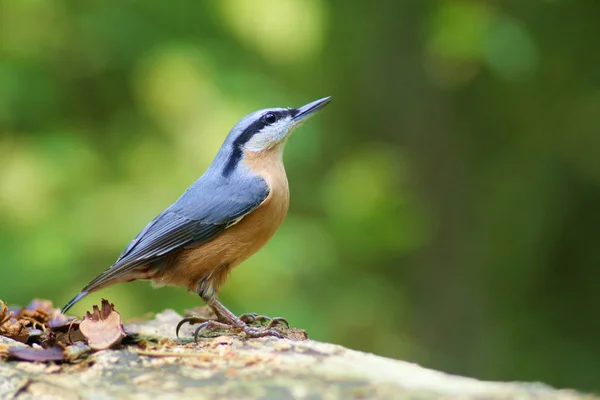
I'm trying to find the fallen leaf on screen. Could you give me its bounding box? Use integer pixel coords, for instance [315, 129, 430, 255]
[8, 346, 66, 362]
[0, 300, 29, 342]
[79, 299, 126, 350]
[26, 299, 54, 314]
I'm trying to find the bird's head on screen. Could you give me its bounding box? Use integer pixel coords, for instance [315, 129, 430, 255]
[233, 96, 331, 152]
[217, 96, 331, 176]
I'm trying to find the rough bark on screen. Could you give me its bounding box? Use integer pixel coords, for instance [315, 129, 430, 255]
[0, 310, 594, 400]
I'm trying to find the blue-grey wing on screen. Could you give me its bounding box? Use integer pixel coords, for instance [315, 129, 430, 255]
[80, 175, 269, 293]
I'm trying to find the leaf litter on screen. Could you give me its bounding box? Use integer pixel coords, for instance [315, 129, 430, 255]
[1, 297, 306, 365]
[1, 298, 129, 362]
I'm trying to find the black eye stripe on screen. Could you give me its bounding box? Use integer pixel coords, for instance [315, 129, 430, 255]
[262, 110, 290, 124]
[222, 109, 296, 177]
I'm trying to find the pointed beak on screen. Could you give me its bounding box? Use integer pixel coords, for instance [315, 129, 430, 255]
[292, 96, 332, 125]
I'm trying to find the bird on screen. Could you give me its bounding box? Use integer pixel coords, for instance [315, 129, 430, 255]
[62, 96, 331, 339]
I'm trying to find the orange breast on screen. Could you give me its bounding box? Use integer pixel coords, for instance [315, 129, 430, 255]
[152, 144, 290, 293]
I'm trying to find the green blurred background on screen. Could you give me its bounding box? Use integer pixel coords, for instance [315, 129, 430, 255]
[1, 0, 599, 392]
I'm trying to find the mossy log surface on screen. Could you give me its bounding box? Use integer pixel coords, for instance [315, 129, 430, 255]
[0, 310, 595, 400]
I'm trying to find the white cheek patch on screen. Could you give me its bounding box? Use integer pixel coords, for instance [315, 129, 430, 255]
[244, 117, 292, 152]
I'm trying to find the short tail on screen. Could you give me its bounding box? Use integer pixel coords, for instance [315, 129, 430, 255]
[61, 291, 89, 314]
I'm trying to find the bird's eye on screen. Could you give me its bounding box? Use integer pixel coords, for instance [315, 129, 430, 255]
[262, 112, 277, 125]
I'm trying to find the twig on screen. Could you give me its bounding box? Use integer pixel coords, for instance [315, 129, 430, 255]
[133, 349, 208, 358]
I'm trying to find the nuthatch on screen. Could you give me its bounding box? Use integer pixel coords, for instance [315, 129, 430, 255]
[62, 96, 331, 339]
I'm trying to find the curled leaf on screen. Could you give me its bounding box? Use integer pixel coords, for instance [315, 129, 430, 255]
[79, 299, 126, 350]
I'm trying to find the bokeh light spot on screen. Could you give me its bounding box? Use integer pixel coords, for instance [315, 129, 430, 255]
[216, 0, 327, 65]
[428, 1, 492, 61]
[482, 16, 540, 81]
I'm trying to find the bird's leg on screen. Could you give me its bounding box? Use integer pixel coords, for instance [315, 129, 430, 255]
[175, 282, 231, 339]
[176, 280, 285, 341]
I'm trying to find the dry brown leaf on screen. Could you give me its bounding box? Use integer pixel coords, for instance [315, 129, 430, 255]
[79, 299, 125, 350]
[0, 300, 29, 342]
[1, 299, 80, 345]
[0, 299, 92, 363]
[25, 298, 54, 315]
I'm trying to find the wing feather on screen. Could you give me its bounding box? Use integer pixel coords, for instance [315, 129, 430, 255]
[79, 176, 269, 294]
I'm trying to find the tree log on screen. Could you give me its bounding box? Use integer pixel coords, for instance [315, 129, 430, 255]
[0, 310, 594, 399]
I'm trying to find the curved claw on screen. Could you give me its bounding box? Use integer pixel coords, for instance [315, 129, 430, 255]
[238, 313, 289, 328]
[239, 312, 260, 324]
[265, 317, 289, 329]
[238, 313, 274, 325]
[176, 316, 210, 338]
[254, 315, 273, 324]
[193, 321, 212, 343]
[193, 320, 232, 343]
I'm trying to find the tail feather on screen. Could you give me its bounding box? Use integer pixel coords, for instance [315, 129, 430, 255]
[61, 291, 89, 314]
[61, 267, 149, 314]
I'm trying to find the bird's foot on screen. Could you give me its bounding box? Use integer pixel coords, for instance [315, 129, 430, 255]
[176, 315, 283, 342]
[238, 312, 290, 330]
[177, 301, 289, 342]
